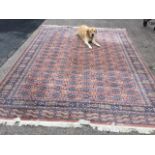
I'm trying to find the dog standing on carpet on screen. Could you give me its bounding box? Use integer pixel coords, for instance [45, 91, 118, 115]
[77, 25, 101, 49]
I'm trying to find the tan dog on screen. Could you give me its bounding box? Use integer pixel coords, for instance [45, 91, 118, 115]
[77, 25, 100, 49]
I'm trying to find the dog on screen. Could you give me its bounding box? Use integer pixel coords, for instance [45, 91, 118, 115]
[77, 25, 100, 49]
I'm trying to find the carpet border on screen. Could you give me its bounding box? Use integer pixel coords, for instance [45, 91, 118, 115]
[123, 30, 155, 80]
[42, 24, 127, 31]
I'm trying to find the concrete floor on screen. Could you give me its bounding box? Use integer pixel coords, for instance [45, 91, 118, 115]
[0, 124, 149, 135]
[0, 19, 155, 134]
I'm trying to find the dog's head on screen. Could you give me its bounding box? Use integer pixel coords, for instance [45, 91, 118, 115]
[87, 27, 97, 39]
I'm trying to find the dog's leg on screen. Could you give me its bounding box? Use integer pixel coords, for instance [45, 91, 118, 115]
[92, 39, 101, 47]
[84, 39, 92, 49]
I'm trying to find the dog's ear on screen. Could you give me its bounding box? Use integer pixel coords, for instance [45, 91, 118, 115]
[87, 29, 90, 36]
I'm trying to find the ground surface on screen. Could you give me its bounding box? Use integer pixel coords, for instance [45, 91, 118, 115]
[0, 19, 155, 135]
[0, 20, 44, 67]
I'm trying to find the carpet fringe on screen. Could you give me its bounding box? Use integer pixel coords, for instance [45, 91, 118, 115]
[0, 118, 155, 134]
[42, 24, 127, 31]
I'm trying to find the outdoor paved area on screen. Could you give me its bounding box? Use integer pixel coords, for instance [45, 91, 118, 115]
[0, 19, 155, 134]
[0, 20, 44, 67]
[0, 124, 151, 135]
